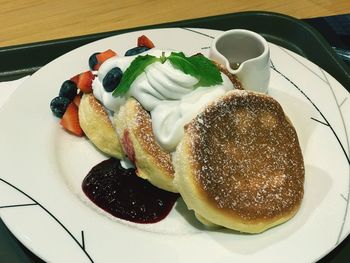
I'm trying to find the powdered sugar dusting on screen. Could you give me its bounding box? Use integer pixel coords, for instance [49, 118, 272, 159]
[186, 90, 304, 221]
[132, 100, 175, 176]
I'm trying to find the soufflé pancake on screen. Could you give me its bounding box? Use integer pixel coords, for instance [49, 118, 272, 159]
[174, 90, 304, 233]
[114, 97, 177, 192]
[51, 34, 304, 233]
[79, 93, 124, 159]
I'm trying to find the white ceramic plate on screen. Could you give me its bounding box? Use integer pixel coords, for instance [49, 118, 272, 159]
[0, 28, 349, 263]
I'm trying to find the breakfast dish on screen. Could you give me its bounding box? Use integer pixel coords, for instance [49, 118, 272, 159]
[50, 32, 304, 232]
[0, 28, 349, 263]
[79, 93, 125, 159]
[51, 35, 247, 197]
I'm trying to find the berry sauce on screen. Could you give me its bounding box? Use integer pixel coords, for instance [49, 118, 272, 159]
[82, 158, 179, 224]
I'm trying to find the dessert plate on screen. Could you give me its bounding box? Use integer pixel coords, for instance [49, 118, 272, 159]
[0, 28, 349, 263]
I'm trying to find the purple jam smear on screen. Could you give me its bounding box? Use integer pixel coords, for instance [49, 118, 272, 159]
[82, 158, 179, 223]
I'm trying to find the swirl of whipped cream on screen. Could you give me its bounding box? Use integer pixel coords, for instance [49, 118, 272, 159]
[93, 49, 235, 152]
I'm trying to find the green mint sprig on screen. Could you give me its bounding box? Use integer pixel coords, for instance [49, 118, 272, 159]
[112, 52, 223, 97]
[112, 55, 160, 96]
[168, 52, 223, 87]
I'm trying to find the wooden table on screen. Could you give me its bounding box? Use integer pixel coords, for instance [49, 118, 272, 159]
[0, 0, 349, 48]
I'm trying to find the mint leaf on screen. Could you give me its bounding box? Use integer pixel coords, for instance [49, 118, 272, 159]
[167, 52, 223, 88]
[167, 52, 197, 75]
[112, 54, 160, 96]
[112, 52, 223, 97]
[188, 54, 223, 87]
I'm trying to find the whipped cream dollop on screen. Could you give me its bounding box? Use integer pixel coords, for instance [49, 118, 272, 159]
[93, 49, 235, 151]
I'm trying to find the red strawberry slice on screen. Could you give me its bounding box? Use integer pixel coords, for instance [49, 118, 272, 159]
[71, 71, 95, 93]
[122, 129, 136, 163]
[95, 49, 117, 70]
[60, 102, 83, 137]
[70, 74, 79, 84]
[137, 35, 155, 49]
[73, 92, 82, 107]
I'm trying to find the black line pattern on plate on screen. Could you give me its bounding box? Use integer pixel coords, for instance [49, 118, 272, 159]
[341, 194, 348, 202]
[182, 28, 215, 39]
[0, 178, 94, 262]
[339, 97, 347, 108]
[275, 46, 350, 243]
[271, 55, 350, 245]
[81, 231, 85, 250]
[310, 117, 330, 126]
[0, 203, 37, 209]
[320, 67, 350, 243]
[277, 47, 329, 85]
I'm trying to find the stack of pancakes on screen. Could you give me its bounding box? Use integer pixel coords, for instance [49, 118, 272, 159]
[79, 64, 304, 233]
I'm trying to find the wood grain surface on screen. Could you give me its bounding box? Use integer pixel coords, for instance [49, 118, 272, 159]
[0, 0, 349, 48]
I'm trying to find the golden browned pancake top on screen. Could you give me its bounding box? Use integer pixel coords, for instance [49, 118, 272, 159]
[186, 90, 304, 222]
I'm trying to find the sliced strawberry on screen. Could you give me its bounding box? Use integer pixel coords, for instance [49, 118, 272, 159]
[137, 35, 155, 49]
[71, 71, 95, 93]
[60, 102, 83, 137]
[70, 74, 79, 84]
[73, 92, 82, 107]
[122, 129, 136, 163]
[95, 49, 117, 70]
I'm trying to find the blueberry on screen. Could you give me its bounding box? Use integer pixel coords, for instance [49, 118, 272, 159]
[59, 80, 77, 101]
[103, 67, 123, 92]
[89, 52, 100, 70]
[50, 96, 70, 118]
[124, 46, 150, 56]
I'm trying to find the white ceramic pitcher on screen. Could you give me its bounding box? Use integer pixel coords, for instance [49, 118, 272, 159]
[209, 29, 270, 93]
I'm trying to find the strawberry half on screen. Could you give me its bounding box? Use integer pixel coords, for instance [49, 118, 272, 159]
[60, 102, 83, 136]
[137, 35, 155, 49]
[95, 49, 117, 70]
[73, 92, 82, 107]
[71, 71, 95, 93]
